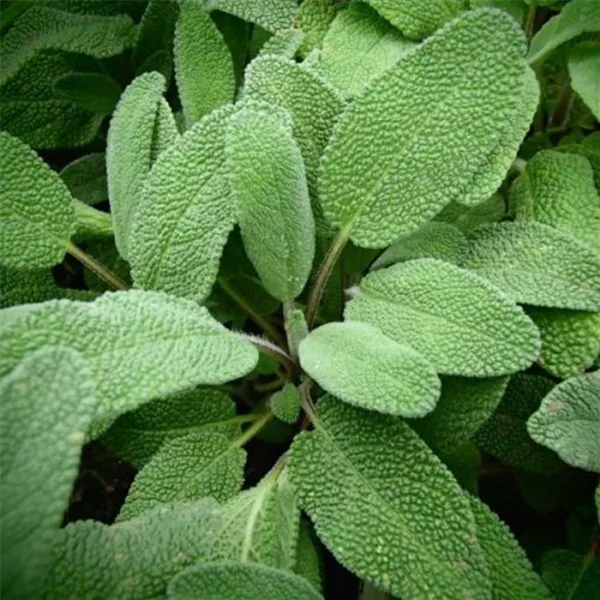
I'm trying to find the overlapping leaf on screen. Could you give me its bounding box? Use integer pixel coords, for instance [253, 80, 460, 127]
[60, 153, 107, 205]
[568, 42, 600, 122]
[207, 0, 298, 33]
[271, 383, 302, 424]
[540, 549, 600, 600]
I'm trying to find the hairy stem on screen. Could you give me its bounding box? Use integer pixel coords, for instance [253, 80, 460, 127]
[66, 242, 128, 290]
[237, 332, 296, 377]
[230, 411, 273, 448]
[299, 380, 318, 428]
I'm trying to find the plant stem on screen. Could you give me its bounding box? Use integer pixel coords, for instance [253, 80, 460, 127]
[72, 200, 113, 240]
[306, 224, 351, 329]
[524, 3, 536, 40]
[237, 332, 296, 377]
[254, 376, 285, 393]
[299, 380, 318, 428]
[230, 411, 273, 448]
[66, 242, 128, 290]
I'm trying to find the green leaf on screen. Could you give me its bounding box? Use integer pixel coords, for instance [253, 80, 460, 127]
[558, 131, 600, 190]
[298, 0, 338, 57]
[103, 387, 241, 468]
[469, 0, 526, 22]
[117, 432, 246, 521]
[438, 443, 481, 495]
[512, 150, 600, 255]
[72, 200, 113, 242]
[0, 290, 258, 426]
[167, 561, 323, 600]
[475, 374, 563, 474]
[463, 222, 600, 311]
[54, 71, 121, 115]
[82, 238, 131, 292]
[294, 519, 322, 594]
[259, 27, 305, 58]
[345, 258, 540, 377]
[226, 106, 315, 301]
[208, 0, 299, 33]
[527, 371, 600, 473]
[60, 153, 107, 206]
[0, 7, 136, 86]
[371, 222, 468, 270]
[528, 0, 600, 65]
[129, 105, 237, 303]
[271, 383, 302, 424]
[45, 500, 222, 600]
[525, 307, 600, 379]
[468, 495, 552, 599]
[0, 347, 97, 600]
[0, 131, 75, 269]
[436, 194, 506, 233]
[540, 549, 600, 600]
[288, 396, 490, 599]
[365, 0, 468, 40]
[568, 41, 600, 121]
[107, 71, 176, 260]
[175, 0, 235, 128]
[318, 9, 529, 247]
[318, 2, 415, 98]
[411, 375, 509, 454]
[299, 321, 440, 417]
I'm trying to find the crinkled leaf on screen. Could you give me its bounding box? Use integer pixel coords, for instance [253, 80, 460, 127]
[0, 290, 258, 426]
[298, 0, 338, 57]
[463, 221, 600, 310]
[558, 131, 600, 190]
[287, 396, 490, 599]
[207, 0, 298, 33]
[319, 9, 528, 247]
[72, 200, 112, 242]
[271, 383, 302, 424]
[299, 321, 441, 417]
[527, 371, 600, 473]
[167, 562, 323, 600]
[469, 0, 526, 22]
[0, 347, 97, 600]
[540, 549, 600, 600]
[568, 41, 600, 121]
[436, 194, 506, 233]
[129, 105, 237, 303]
[345, 258, 540, 377]
[0, 131, 74, 269]
[60, 153, 107, 206]
[259, 27, 304, 58]
[294, 519, 322, 593]
[438, 443, 481, 496]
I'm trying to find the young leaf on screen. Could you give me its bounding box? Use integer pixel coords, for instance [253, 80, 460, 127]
[287, 396, 490, 599]
[0, 132, 75, 269]
[318, 9, 529, 247]
[103, 387, 241, 468]
[271, 383, 302, 424]
[568, 42, 600, 122]
[174, 0, 235, 128]
[60, 153, 107, 206]
[475, 374, 563, 474]
[527, 371, 600, 473]
[72, 200, 112, 242]
[207, 0, 299, 33]
[129, 105, 237, 304]
[468, 496, 552, 599]
[167, 562, 323, 600]
[365, 0, 467, 40]
[226, 107, 315, 301]
[294, 519, 322, 593]
[345, 259, 540, 377]
[436, 194, 506, 233]
[0, 291, 258, 426]
[463, 222, 600, 311]
[318, 2, 415, 98]
[299, 321, 441, 418]
[540, 549, 600, 600]
[410, 375, 509, 454]
[117, 432, 246, 521]
[0, 347, 97, 600]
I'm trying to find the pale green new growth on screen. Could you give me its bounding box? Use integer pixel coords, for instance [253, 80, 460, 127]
[288, 396, 490, 599]
[463, 222, 600, 310]
[207, 0, 298, 33]
[104, 387, 240, 468]
[0, 348, 97, 600]
[527, 371, 600, 473]
[318, 9, 528, 247]
[540, 549, 600, 600]
[365, 0, 467, 40]
[512, 150, 600, 254]
[0, 132, 74, 269]
[0, 291, 258, 426]
[299, 321, 440, 418]
[0, 7, 135, 86]
[345, 259, 540, 377]
[118, 432, 246, 521]
[568, 42, 600, 122]
[129, 105, 237, 303]
[271, 383, 302, 424]
[226, 107, 315, 301]
[175, 0, 235, 128]
[60, 153, 107, 205]
[167, 562, 323, 600]
[318, 2, 415, 98]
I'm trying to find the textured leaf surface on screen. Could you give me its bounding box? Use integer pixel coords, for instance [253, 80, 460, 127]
[299, 321, 440, 417]
[463, 222, 600, 310]
[227, 107, 315, 300]
[527, 371, 600, 473]
[60, 153, 107, 205]
[294, 519, 322, 593]
[271, 383, 302, 424]
[411, 376, 509, 454]
[118, 432, 245, 521]
[208, 0, 298, 33]
[346, 259, 540, 376]
[259, 27, 304, 58]
[167, 562, 323, 600]
[436, 194, 505, 233]
[104, 387, 240, 468]
[129, 105, 237, 302]
[298, 0, 337, 56]
[45, 500, 222, 600]
[540, 549, 600, 600]
[0, 291, 258, 425]
[568, 41, 600, 121]
[475, 374, 563, 474]
[512, 150, 600, 254]
[175, 0, 234, 128]
[288, 396, 490, 599]
[319, 9, 528, 247]
[0, 132, 74, 269]
[0, 348, 96, 600]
